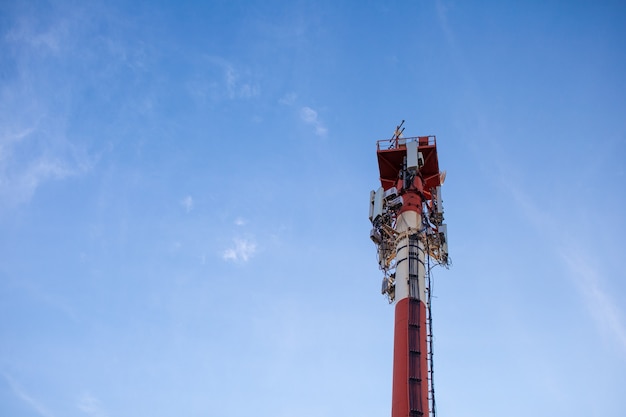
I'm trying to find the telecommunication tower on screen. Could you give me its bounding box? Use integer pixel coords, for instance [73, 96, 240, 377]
[369, 121, 449, 417]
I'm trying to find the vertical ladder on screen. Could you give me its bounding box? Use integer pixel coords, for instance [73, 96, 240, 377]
[426, 256, 437, 417]
[408, 297, 426, 417]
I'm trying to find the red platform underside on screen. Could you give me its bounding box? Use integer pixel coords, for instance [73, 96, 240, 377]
[377, 137, 441, 192]
[392, 297, 429, 417]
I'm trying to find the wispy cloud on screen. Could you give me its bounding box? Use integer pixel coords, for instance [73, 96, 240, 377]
[2, 373, 55, 417]
[77, 392, 108, 417]
[500, 175, 626, 356]
[204, 56, 260, 100]
[11, 277, 78, 322]
[279, 92, 297, 105]
[234, 217, 246, 226]
[300, 106, 327, 136]
[560, 247, 626, 354]
[226, 66, 259, 99]
[186, 56, 260, 103]
[0, 127, 91, 208]
[0, 127, 35, 154]
[5, 11, 70, 54]
[222, 238, 257, 262]
[1, 9, 95, 209]
[278, 94, 327, 136]
[435, 0, 456, 47]
[181, 195, 194, 212]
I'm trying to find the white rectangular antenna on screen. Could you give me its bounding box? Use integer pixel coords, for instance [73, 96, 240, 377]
[435, 186, 443, 213]
[439, 223, 448, 255]
[406, 140, 418, 169]
[383, 187, 398, 201]
[371, 187, 384, 222]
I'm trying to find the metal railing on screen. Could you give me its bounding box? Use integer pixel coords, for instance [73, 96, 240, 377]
[376, 135, 437, 151]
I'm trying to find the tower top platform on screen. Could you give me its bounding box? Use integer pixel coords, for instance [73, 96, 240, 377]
[376, 136, 442, 192]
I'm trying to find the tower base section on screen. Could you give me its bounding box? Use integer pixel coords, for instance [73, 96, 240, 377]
[391, 297, 429, 417]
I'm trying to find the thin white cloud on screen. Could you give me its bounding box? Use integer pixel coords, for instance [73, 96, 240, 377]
[5, 13, 69, 54]
[205, 56, 260, 100]
[300, 106, 327, 136]
[2, 373, 55, 417]
[501, 175, 626, 356]
[222, 238, 257, 262]
[279, 92, 297, 105]
[300, 106, 317, 123]
[0, 127, 35, 158]
[181, 195, 194, 212]
[278, 95, 328, 136]
[0, 149, 78, 207]
[560, 248, 626, 354]
[435, 0, 456, 47]
[11, 277, 79, 322]
[1, 15, 95, 210]
[77, 392, 108, 417]
[0, 134, 90, 207]
[237, 82, 259, 99]
[234, 217, 246, 226]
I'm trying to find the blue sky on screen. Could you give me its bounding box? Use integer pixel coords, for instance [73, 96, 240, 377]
[1, 1, 625, 416]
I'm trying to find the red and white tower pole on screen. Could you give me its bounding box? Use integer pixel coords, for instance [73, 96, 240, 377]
[370, 124, 448, 417]
[392, 203, 429, 417]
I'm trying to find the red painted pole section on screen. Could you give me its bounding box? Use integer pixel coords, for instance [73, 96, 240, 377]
[392, 297, 429, 417]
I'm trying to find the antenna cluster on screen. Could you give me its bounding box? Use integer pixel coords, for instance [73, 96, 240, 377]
[369, 135, 449, 303]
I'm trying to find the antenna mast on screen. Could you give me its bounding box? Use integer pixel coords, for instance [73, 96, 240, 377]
[369, 124, 449, 417]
